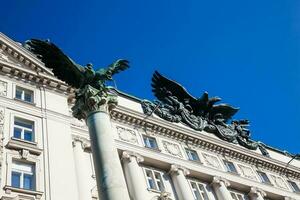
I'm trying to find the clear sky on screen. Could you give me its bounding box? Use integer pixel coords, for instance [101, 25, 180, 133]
[1, 0, 299, 154]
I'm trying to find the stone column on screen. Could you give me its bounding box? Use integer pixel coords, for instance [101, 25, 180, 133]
[72, 85, 130, 200]
[169, 164, 195, 200]
[248, 187, 266, 200]
[72, 137, 91, 200]
[211, 176, 232, 200]
[122, 151, 147, 200]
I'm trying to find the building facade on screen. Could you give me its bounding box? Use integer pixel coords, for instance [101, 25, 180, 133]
[0, 32, 299, 200]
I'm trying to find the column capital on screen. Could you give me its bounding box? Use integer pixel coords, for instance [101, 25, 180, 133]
[72, 85, 118, 120]
[248, 187, 266, 198]
[122, 151, 144, 163]
[72, 136, 91, 151]
[211, 176, 230, 187]
[169, 164, 190, 176]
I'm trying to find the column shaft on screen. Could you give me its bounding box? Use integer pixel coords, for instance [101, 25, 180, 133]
[170, 165, 194, 200]
[122, 151, 147, 200]
[87, 111, 130, 200]
[73, 140, 91, 200]
[248, 187, 266, 200]
[211, 177, 232, 200]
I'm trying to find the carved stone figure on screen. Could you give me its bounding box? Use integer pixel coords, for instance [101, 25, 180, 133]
[142, 71, 270, 156]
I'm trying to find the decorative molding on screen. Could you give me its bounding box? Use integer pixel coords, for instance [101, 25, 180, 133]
[6, 138, 42, 156]
[211, 176, 230, 187]
[20, 149, 30, 160]
[202, 153, 221, 169]
[122, 151, 144, 163]
[71, 118, 87, 129]
[169, 164, 190, 176]
[3, 185, 43, 199]
[72, 135, 91, 151]
[0, 79, 7, 96]
[162, 141, 183, 158]
[0, 35, 73, 94]
[111, 108, 300, 180]
[248, 187, 266, 198]
[159, 191, 172, 200]
[238, 164, 257, 180]
[270, 174, 288, 189]
[116, 126, 138, 144]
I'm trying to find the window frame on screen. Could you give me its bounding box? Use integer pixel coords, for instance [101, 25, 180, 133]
[223, 160, 238, 174]
[143, 167, 165, 192]
[188, 179, 210, 200]
[142, 135, 159, 150]
[12, 117, 35, 142]
[288, 180, 300, 193]
[14, 86, 34, 104]
[11, 160, 36, 191]
[257, 171, 272, 184]
[229, 190, 249, 200]
[185, 148, 201, 162]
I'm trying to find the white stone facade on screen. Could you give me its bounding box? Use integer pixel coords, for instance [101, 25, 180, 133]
[0, 32, 299, 200]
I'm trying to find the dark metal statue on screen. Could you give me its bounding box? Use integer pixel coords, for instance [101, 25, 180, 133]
[141, 71, 269, 157]
[24, 39, 129, 119]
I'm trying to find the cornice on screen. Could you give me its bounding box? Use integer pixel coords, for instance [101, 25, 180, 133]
[111, 105, 300, 180]
[0, 32, 53, 75]
[0, 33, 74, 94]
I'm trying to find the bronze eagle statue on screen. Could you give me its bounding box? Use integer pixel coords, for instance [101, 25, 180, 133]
[24, 39, 129, 90]
[151, 71, 239, 121]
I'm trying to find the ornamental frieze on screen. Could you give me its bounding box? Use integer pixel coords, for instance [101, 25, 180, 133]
[116, 126, 138, 144]
[162, 140, 183, 158]
[237, 164, 257, 180]
[202, 153, 221, 169]
[0, 80, 7, 97]
[141, 71, 270, 157]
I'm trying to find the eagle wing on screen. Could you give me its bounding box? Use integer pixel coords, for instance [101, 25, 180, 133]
[209, 104, 239, 122]
[24, 39, 85, 88]
[97, 59, 129, 77]
[151, 71, 198, 105]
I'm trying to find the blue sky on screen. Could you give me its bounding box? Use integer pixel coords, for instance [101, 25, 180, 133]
[1, 0, 299, 154]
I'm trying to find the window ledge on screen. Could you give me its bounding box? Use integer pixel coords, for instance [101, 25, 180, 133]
[6, 138, 42, 155]
[144, 146, 161, 152]
[4, 185, 43, 199]
[188, 159, 203, 164]
[14, 98, 36, 106]
[227, 171, 240, 175]
[147, 188, 164, 194]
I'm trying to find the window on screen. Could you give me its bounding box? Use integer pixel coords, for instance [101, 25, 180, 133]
[189, 180, 209, 200]
[230, 191, 248, 200]
[288, 181, 300, 193]
[186, 149, 200, 162]
[144, 168, 165, 192]
[143, 136, 158, 150]
[13, 117, 34, 142]
[11, 161, 35, 190]
[15, 86, 34, 103]
[223, 160, 238, 173]
[257, 171, 271, 184]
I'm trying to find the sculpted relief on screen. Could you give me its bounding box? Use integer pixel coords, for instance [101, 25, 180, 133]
[116, 126, 138, 144]
[238, 164, 257, 180]
[202, 153, 221, 169]
[0, 80, 7, 97]
[162, 141, 183, 158]
[141, 71, 270, 157]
